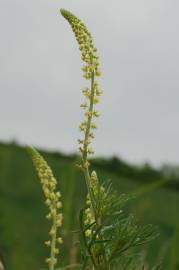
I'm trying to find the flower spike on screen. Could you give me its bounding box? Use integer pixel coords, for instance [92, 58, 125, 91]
[60, 8, 102, 168]
[27, 146, 63, 269]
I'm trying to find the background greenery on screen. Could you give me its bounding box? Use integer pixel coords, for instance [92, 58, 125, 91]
[0, 142, 179, 269]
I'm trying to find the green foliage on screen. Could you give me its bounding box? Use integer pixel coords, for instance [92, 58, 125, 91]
[59, 8, 159, 270]
[0, 6, 178, 270]
[78, 182, 158, 269]
[0, 142, 179, 269]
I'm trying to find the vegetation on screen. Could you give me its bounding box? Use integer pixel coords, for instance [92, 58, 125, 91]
[0, 142, 179, 269]
[0, 7, 179, 270]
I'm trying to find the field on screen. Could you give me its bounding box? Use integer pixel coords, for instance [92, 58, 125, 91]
[0, 142, 179, 269]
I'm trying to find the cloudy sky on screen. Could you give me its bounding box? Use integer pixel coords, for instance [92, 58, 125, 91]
[0, 0, 179, 166]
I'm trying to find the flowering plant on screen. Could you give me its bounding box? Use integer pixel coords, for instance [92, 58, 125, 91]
[27, 8, 161, 270]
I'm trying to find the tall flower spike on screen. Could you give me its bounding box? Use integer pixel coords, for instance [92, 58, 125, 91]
[27, 146, 63, 270]
[60, 8, 102, 169]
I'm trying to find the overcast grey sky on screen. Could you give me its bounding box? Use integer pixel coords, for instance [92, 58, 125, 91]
[0, 0, 179, 166]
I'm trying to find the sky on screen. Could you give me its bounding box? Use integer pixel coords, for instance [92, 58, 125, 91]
[0, 0, 179, 166]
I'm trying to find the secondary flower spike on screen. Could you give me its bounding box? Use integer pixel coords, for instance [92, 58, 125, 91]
[27, 146, 63, 269]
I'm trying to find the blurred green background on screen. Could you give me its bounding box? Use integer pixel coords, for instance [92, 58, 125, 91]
[0, 142, 179, 269]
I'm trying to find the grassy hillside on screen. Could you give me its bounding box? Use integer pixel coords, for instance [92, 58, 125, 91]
[0, 142, 179, 269]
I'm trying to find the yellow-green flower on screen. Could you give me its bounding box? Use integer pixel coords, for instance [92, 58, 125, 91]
[27, 146, 63, 268]
[60, 9, 101, 78]
[60, 8, 102, 165]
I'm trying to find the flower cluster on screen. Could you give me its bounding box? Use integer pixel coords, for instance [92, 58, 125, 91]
[60, 9, 102, 166]
[27, 147, 63, 267]
[60, 9, 101, 78]
[84, 171, 106, 238]
[84, 171, 97, 237]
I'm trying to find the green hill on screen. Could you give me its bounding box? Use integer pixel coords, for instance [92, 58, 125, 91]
[0, 142, 179, 269]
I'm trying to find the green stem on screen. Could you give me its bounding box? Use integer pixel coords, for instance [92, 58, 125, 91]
[81, 70, 108, 270]
[81, 70, 101, 270]
[82, 70, 96, 213]
[59, 263, 81, 269]
[83, 70, 95, 163]
[79, 210, 99, 270]
[49, 218, 57, 270]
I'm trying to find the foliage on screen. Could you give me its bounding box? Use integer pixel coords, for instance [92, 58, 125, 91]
[1, 6, 174, 270]
[25, 8, 162, 270]
[1, 142, 179, 270]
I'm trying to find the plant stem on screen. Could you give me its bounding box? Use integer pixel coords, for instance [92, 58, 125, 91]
[81, 70, 101, 270]
[82, 70, 108, 270]
[83, 70, 95, 163]
[49, 217, 57, 270]
[60, 263, 81, 269]
[82, 70, 96, 213]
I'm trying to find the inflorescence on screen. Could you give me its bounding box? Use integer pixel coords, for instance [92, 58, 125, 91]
[84, 170, 107, 238]
[25, 8, 158, 270]
[60, 8, 104, 241]
[27, 147, 63, 268]
[60, 9, 102, 169]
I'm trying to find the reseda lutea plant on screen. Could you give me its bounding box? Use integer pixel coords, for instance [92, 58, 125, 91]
[27, 8, 160, 270]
